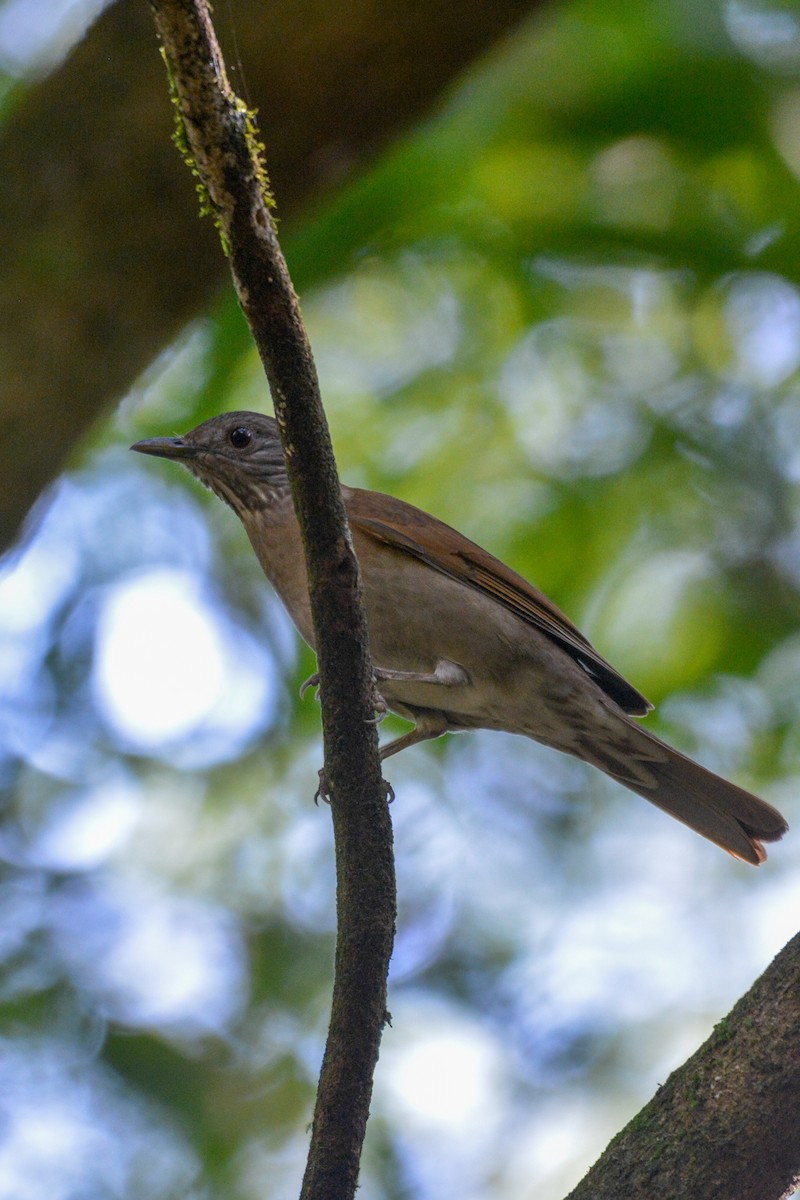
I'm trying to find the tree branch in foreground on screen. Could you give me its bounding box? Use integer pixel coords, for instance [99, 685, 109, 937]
[566, 930, 800, 1200]
[147, 4, 396, 1197]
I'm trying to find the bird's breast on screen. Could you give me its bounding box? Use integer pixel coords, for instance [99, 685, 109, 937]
[241, 504, 316, 647]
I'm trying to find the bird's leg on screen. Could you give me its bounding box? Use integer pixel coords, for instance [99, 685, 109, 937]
[317, 712, 449, 797]
[306, 658, 465, 791]
[374, 659, 469, 689]
[372, 659, 467, 755]
[300, 658, 468, 710]
[379, 711, 452, 761]
[314, 709, 449, 799]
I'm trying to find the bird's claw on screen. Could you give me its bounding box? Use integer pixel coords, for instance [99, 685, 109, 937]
[368, 692, 389, 725]
[313, 769, 394, 805]
[303, 670, 391, 801]
[314, 768, 331, 806]
[300, 672, 321, 701]
[301, 669, 389, 730]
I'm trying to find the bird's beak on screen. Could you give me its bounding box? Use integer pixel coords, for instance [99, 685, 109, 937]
[130, 436, 198, 460]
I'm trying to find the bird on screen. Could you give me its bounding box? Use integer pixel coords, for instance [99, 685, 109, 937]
[131, 410, 788, 865]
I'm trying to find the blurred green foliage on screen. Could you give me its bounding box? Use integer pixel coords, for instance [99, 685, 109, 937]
[3, 0, 800, 1198]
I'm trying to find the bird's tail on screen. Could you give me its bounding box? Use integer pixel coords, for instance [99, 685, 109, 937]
[584, 721, 788, 865]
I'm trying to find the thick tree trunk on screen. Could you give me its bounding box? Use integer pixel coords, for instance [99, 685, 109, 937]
[565, 931, 800, 1200]
[0, 0, 542, 554]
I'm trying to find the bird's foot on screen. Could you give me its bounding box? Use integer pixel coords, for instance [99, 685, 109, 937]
[367, 691, 389, 725]
[313, 768, 394, 805]
[314, 768, 330, 806]
[301, 670, 390, 726]
[299, 671, 321, 701]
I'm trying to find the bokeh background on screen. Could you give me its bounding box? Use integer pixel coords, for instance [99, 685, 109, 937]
[2, 0, 800, 1197]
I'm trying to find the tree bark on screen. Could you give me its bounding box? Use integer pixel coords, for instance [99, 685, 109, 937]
[565, 931, 800, 1200]
[0, 0, 543, 555]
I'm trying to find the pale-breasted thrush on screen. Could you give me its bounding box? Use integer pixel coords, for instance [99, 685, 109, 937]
[132, 411, 788, 865]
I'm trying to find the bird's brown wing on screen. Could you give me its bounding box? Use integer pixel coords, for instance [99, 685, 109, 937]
[346, 486, 652, 717]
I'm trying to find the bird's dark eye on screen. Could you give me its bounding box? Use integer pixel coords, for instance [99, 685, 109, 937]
[229, 426, 252, 449]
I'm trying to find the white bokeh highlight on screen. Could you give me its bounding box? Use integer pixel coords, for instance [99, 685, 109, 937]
[92, 567, 277, 760]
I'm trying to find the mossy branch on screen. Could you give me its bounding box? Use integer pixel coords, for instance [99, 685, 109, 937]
[147, 4, 396, 1198]
[565, 930, 800, 1200]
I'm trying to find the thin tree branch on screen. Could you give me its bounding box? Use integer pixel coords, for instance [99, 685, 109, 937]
[147, 3, 395, 1197]
[564, 931, 800, 1200]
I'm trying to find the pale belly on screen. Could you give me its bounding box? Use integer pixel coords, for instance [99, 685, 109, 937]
[358, 539, 598, 746]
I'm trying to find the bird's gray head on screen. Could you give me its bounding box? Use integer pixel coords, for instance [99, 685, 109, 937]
[131, 411, 289, 515]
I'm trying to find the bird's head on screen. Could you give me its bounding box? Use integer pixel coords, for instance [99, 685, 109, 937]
[131, 411, 289, 515]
